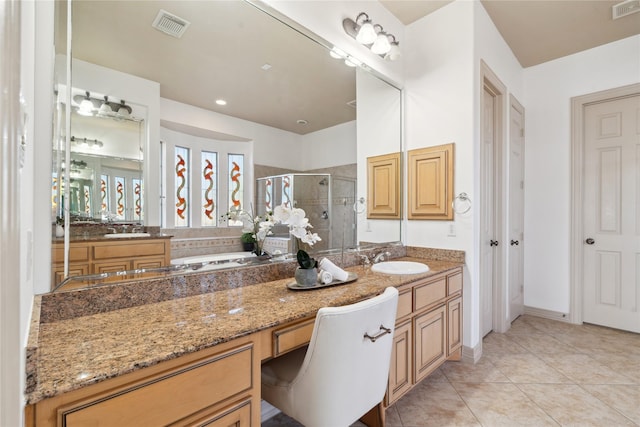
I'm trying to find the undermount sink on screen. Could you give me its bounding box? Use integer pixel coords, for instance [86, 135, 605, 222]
[103, 232, 151, 239]
[371, 261, 430, 275]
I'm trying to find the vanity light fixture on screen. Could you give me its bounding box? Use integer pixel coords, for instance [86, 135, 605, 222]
[77, 91, 94, 116]
[72, 92, 133, 118]
[71, 136, 104, 148]
[343, 12, 400, 61]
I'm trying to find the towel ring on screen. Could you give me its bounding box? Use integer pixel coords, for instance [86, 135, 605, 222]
[452, 192, 471, 214]
[353, 197, 366, 214]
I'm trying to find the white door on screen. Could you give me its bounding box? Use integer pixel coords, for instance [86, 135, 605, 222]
[583, 94, 640, 333]
[480, 86, 497, 337]
[508, 99, 525, 322]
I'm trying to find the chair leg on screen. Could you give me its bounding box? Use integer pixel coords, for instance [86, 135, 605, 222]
[359, 402, 385, 427]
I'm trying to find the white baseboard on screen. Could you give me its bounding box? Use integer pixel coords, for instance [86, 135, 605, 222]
[523, 306, 571, 323]
[462, 343, 482, 364]
[261, 400, 281, 422]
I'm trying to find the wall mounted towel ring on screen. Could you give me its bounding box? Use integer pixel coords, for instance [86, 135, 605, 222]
[353, 197, 366, 214]
[452, 192, 471, 214]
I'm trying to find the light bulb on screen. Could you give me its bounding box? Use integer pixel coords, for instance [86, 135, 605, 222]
[98, 96, 113, 116]
[385, 42, 401, 61]
[355, 21, 376, 45]
[370, 32, 391, 55]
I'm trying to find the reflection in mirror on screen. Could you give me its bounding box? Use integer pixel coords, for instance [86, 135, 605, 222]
[66, 108, 144, 222]
[51, 0, 402, 289]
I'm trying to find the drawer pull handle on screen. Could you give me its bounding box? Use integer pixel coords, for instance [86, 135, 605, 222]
[364, 325, 392, 342]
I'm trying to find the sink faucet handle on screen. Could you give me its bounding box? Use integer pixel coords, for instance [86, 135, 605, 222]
[372, 251, 391, 263]
[358, 254, 371, 267]
[107, 227, 116, 234]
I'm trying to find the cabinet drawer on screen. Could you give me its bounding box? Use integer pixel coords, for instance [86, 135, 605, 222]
[61, 343, 254, 426]
[176, 398, 252, 427]
[414, 277, 447, 311]
[396, 287, 413, 320]
[52, 245, 89, 263]
[447, 271, 462, 295]
[93, 241, 166, 260]
[273, 318, 314, 356]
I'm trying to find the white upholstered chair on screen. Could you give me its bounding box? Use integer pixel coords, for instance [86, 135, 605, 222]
[261, 287, 399, 427]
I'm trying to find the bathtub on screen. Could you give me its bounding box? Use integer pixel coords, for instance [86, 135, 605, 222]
[171, 252, 257, 272]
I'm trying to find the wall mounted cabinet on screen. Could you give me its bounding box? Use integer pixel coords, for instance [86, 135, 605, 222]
[408, 143, 454, 220]
[367, 152, 401, 219]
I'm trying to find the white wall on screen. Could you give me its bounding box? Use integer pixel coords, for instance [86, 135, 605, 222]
[404, 0, 525, 350]
[300, 121, 356, 170]
[523, 35, 640, 313]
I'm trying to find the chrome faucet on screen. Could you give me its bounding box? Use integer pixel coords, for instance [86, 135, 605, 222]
[132, 224, 144, 233]
[107, 227, 116, 234]
[372, 251, 391, 264]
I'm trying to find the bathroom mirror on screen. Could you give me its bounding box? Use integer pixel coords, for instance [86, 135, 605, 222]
[52, 0, 402, 286]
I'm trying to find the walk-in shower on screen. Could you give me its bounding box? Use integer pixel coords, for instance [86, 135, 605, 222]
[255, 173, 356, 253]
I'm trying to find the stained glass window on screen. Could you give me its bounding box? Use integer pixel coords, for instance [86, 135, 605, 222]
[201, 151, 218, 227]
[100, 174, 110, 214]
[114, 176, 126, 220]
[175, 146, 190, 227]
[282, 175, 292, 208]
[228, 154, 244, 209]
[133, 178, 143, 222]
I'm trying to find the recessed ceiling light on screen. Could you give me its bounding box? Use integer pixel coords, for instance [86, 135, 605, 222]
[215, 99, 227, 106]
[261, 63, 272, 71]
[297, 119, 308, 125]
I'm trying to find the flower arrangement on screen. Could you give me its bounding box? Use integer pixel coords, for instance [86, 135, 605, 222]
[223, 204, 321, 262]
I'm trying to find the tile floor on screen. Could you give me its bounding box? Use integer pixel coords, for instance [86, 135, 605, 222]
[262, 314, 640, 426]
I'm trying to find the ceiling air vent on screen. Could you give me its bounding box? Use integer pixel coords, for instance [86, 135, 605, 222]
[152, 9, 191, 38]
[612, 0, 640, 19]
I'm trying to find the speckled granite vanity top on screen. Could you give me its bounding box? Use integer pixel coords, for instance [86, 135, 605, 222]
[25, 247, 464, 405]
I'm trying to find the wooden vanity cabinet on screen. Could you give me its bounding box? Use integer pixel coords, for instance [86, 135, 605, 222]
[26, 334, 260, 427]
[51, 238, 171, 288]
[386, 267, 463, 406]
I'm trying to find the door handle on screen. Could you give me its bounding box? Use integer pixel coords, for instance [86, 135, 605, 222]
[490, 240, 499, 247]
[510, 240, 519, 246]
[585, 238, 595, 245]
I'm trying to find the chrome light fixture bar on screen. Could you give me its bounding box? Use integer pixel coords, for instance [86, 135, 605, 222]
[72, 91, 133, 118]
[343, 12, 400, 61]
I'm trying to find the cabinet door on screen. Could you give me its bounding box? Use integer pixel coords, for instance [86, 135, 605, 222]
[414, 305, 446, 383]
[178, 398, 252, 427]
[93, 260, 131, 276]
[408, 143, 454, 220]
[52, 264, 90, 288]
[367, 152, 401, 219]
[386, 320, 412, 405]
[133, 257, 166, 270]
[447, 296, 462, 356]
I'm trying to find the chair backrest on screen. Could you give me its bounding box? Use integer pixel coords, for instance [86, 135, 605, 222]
[288, 287, 399, 426]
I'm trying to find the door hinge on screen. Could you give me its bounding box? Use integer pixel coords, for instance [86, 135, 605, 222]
[520, 129, 525, 137]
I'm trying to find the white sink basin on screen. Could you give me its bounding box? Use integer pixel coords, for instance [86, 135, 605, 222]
[103, 232, 151, 238]
[371, 261, 430, 275]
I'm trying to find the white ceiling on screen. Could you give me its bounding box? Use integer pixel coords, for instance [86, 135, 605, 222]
[382, 0, 640, 67]
[67, 1, 640, 137]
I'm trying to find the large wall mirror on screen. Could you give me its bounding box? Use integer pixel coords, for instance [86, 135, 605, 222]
[52, 0, 402, 286]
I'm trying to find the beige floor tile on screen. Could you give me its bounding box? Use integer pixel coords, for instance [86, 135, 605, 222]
[385, 405, 404, 427]
[587, 352, 640, 384]
[422, 366, 449, 383]
[506, 332, 580, 354]
[519, 316, 581, 335]
[482, 332, 529, 357]
[538, 353, 636, 384]
[488, 353, 572, 384]
[440, 358, 510, 383]
[393, 380, 480, 427]
[505, 318, 543, 335]
[451, 382, 559, 426]
[519, 383, 637, 426]
[582, 384, 640, 425]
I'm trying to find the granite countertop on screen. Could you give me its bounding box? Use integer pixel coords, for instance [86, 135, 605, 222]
[25, 256, 462, 405]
